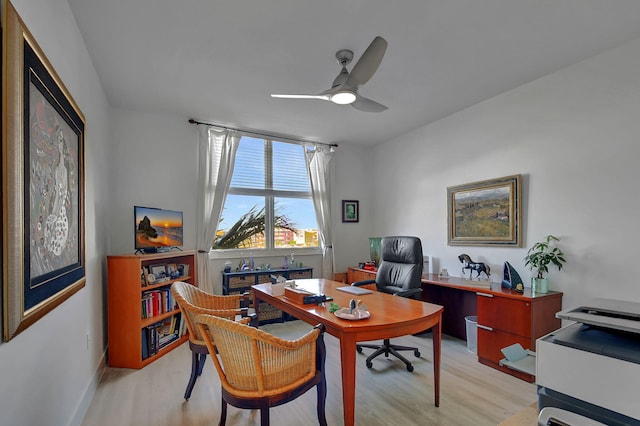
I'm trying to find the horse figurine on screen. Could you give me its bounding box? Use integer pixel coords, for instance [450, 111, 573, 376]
[458, 254, 491, 280]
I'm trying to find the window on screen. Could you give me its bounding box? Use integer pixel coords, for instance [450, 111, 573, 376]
[214, 136, 319, 251]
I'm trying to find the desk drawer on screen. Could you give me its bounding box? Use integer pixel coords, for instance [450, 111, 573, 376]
[478, 328, 531, 364]
[477, 294, 530, 337]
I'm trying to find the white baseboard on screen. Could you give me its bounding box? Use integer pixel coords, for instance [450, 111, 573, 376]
[67, 348, 108, 426]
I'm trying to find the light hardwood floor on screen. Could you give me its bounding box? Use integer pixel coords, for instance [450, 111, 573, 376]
[82, 321, 537, 426]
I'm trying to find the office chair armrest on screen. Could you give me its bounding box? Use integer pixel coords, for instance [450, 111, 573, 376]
[351, 279, 376, 287]
[393, 288, 422, 299]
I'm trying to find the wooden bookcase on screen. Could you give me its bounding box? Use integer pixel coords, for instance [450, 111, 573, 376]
[107, 250, 196, 369]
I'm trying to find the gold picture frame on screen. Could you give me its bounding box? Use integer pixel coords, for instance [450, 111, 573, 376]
[2, 1, 86, 341]
[447, 174, 522, 247]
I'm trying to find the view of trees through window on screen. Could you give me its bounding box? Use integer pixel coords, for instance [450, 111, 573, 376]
[213, 137, 319, 250]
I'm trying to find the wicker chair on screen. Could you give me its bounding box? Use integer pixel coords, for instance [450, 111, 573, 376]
[195, 314, 327, 426]
[171, 281, 257, 400]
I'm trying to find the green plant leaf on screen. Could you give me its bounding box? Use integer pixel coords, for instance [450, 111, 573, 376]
[523, 234, 566, 279]
[329, 302, 341, 313]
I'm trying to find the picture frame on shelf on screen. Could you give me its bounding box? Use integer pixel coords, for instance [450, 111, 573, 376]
[166, 263, 178, 278]
[177, 264, 190, 277]
[447, 174, 522, 247]
[342, 200, 359, 223]
[149, 264, 167, 278]
[2, 2, 86, 342]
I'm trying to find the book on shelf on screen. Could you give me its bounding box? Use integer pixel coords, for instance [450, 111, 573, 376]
[158, 333, 178, 347]
[141, 288, 175, 319]
[141, 330, 149, 360]
[141, 292, 156, 319]
[178, 313, 187, 336]
[169, 315, 177, 334]
[142, 313, 185, 360]
[143, 324, 158, 358]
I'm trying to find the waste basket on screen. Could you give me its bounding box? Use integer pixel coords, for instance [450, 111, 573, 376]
[465, 315, 478, 354]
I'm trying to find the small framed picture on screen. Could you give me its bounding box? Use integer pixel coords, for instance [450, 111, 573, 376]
[149, 264, 167, 278]
[166, 263, 178, 278]
[177, 264, 190, 277]
[342, 200, 359, 223]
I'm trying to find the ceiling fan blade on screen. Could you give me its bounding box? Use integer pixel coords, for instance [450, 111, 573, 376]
[351, 95, 388, 113]
[271, 93, 330, 100]
[345, 36, 387, 89]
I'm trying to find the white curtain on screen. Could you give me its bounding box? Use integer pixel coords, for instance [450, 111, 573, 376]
[305, 145, 335, 279]
[196, 126, 240, 293]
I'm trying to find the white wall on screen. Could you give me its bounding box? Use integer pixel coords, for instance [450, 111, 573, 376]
[107, 111, 374, 291]
[0, 0, 111, 425]
[371, 36, 640, 312]
[332, 145, 378, 272]
[108, 110, 322, 294]
[109, 109, 199, 254]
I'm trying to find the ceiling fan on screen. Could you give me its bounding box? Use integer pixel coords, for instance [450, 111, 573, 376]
[271, 36, 388, 112]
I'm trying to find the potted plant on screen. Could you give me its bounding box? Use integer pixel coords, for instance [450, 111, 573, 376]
[524, 234, 566, 293]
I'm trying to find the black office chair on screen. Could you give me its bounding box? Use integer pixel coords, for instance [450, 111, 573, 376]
[353, 236, 424, 372]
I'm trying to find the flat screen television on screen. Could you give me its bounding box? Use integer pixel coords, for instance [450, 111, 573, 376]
[134, 206, 183, 253]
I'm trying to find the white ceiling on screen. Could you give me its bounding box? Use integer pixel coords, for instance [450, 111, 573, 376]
[68, 0, 640, 146]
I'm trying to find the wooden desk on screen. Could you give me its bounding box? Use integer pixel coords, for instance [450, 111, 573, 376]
[421, 274, 562, 382]
[253, 278, 443, 426]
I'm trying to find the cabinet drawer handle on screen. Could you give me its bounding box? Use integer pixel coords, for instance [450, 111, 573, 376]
[476, 292, 493, 298]
[477, 324, 493, 332]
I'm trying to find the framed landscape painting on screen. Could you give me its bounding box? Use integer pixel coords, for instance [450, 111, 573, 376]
[3, 2, 86, 341]
[447, 174, 522, 247]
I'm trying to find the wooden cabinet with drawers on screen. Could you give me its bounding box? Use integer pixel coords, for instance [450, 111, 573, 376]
[222, 267, 313, 324]
[421, 274, 562, 382]
[476, 289, 562, 382]
[347, 266, 377, 284]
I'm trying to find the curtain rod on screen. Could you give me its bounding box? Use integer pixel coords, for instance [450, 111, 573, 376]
[188, 118, 339, 148]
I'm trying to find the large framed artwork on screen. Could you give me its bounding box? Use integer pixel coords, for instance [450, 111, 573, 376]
[447, 174, 522, 247]
[2, 2, 86, 341]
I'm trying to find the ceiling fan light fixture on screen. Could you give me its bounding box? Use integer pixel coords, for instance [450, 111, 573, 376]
[331, 91, 356, 105]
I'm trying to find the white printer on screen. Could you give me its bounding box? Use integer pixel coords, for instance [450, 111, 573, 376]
[537, 298, 640, 426]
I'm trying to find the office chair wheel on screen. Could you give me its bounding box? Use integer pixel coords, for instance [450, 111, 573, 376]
[357, 346, 363, 354]
[366, 360, 373, 368]
[406, 364, 414, 372]
[414, 350, 421, 357]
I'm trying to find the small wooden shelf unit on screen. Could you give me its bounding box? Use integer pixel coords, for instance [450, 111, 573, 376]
[222, 267, 313, 324]
[107, 250, 196, 369]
